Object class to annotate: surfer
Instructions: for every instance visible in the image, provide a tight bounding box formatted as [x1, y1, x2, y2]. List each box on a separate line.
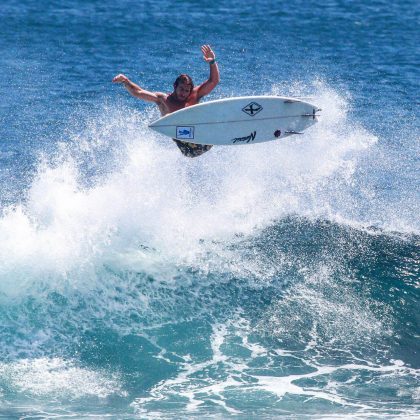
[112, 45, 220, 158]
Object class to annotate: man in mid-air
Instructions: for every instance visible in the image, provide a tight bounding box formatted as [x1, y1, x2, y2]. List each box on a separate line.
[113, 45, 220, 158]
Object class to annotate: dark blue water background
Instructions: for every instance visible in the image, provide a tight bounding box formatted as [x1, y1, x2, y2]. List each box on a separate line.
[0, 0, 419, 418]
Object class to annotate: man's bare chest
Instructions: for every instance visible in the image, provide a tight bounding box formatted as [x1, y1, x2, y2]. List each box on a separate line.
[162, 94, 199, 115]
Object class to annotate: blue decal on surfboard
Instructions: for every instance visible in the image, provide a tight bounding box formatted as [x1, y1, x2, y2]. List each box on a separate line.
[176, 126, 194, 139]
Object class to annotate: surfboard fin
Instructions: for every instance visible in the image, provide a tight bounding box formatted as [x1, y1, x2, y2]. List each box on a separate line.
[301, 108, 321, 119]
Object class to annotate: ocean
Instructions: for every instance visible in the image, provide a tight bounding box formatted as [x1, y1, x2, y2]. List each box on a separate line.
[0, 0, 419, 418]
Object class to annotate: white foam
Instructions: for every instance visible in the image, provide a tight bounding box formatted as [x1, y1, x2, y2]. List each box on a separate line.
[132, 321, 245, 415]
[0, 357, 126, 399]
[131, 311, 420, 416]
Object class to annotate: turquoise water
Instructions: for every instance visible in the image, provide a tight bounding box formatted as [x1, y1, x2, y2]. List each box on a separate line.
[0, 0, 419, 418]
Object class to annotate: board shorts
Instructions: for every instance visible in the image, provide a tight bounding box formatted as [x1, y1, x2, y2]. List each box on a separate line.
[172, 139, 213, 158]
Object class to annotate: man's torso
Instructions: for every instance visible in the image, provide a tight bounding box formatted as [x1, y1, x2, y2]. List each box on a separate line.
[155, 88, 212, 158]
[157, 88, 200, 116]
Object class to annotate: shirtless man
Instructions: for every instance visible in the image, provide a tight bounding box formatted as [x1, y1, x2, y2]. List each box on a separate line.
[112, 45, 220, 158]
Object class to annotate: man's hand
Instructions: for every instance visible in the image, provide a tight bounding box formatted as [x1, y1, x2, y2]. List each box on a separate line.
[201, 45, 216, 63]
[112, 74, 129, 83]
[197, 45, 220, 99]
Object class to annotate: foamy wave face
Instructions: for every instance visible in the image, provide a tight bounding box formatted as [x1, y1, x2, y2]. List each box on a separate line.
[0, 79, 417, 417]
[259, 263, 394, 345]
[131, 315, 419, 418]
[0, 358, 126, 400]
[0, 81, 416, 296]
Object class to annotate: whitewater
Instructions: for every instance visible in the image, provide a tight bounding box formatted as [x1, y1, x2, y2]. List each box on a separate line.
[0, 0, 419, 418]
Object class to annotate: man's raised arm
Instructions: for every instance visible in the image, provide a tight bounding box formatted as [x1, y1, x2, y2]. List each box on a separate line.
[112, 74, 164, 103]
[197, 45, 220, 99]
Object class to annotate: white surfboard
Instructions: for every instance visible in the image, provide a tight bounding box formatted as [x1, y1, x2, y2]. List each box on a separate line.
[148, 96, 320, 146]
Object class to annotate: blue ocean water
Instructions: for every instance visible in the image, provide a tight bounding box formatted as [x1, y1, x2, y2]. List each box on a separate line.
[0, 0, 419, 418]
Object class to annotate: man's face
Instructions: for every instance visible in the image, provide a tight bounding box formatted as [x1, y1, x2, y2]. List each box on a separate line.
[175, 82, 192, 101]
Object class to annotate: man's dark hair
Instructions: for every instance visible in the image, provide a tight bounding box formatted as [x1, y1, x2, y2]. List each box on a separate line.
[174, 74, 194, 89]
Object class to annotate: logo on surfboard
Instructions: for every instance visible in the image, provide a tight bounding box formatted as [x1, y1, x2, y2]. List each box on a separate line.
[232, 131, 257, 144]
[242, 102, 263, 116]
[176, 126, 194, 140]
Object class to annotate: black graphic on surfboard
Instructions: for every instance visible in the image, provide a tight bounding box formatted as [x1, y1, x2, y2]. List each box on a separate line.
[242, 102, 263, 116]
